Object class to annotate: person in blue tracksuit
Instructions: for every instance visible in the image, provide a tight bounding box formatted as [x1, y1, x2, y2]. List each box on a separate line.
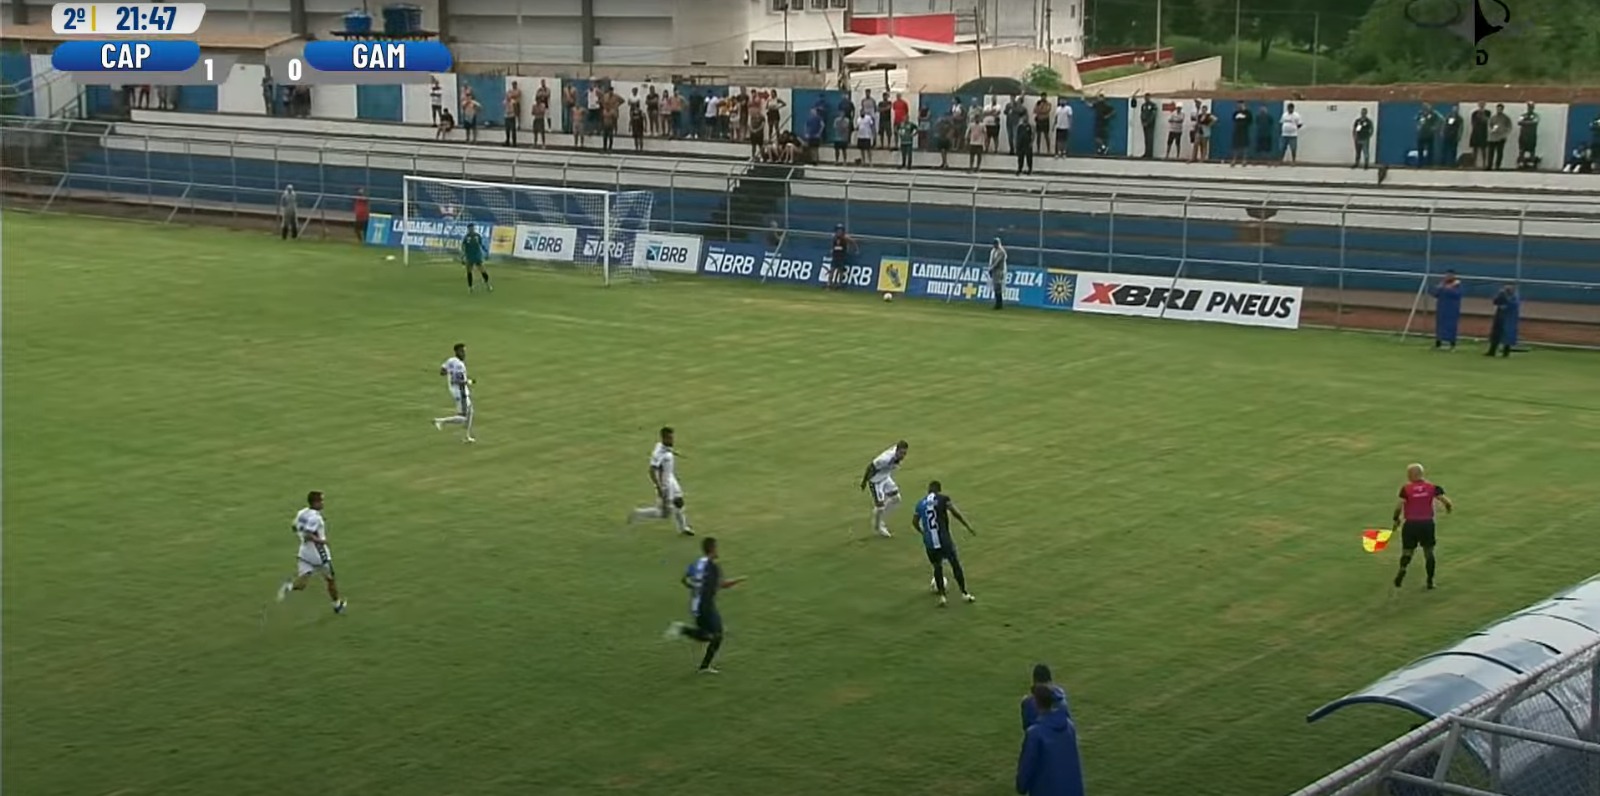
[1431, 271, 1462, 350]
[1021, 663, 1072, 731]
[1487, 284, 1520, 357]
[1015, 684, 1087, 796]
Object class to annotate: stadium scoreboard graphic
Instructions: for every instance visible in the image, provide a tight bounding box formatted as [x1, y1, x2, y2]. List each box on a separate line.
[50, 3, 452, 84]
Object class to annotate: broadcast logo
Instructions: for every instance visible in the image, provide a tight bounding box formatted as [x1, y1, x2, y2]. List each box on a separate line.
[1403, 0, 1513, 65]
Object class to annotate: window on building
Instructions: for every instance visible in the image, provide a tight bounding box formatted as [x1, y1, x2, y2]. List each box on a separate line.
[1070, 3, 1076, 17]
[771, 0, 789, 11]
[830, 0, 848, 8]
[810, 0, 829, 9]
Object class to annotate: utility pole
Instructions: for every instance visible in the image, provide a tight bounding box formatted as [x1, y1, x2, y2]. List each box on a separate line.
[784, 3, 792, 66]
[1311, 12, 1320, 85]
[886, 0, 894, 36]
[1232, 0, 1241, 82]
[1154, 0, 1162, 60]
[972, 3, 985, 76]
[1045, 2, 1053, 68]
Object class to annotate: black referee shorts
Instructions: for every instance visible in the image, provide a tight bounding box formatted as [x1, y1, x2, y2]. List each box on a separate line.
[1400, 520, 1437, 550]
[694, 610, 723, 636]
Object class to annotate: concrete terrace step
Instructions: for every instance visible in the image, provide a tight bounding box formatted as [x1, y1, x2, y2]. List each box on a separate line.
[128, 109, 1600, 201]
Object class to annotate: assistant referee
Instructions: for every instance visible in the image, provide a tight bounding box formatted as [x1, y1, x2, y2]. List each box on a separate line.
[1392, 463, 1454, 590]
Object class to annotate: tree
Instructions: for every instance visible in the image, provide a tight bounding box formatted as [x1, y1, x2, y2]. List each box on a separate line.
[1022, 64, 1066, 94]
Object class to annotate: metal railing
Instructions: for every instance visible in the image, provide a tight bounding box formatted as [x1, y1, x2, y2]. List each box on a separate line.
[3, 116, 1598, 345]
[1291, 636, 1600, 796]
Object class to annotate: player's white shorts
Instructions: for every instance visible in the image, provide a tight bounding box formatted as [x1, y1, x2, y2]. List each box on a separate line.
[660, 477, 684, 502]
[448, 385, 472, 414]
[871, 477, 899, 506]
[296, 555, 333, 578]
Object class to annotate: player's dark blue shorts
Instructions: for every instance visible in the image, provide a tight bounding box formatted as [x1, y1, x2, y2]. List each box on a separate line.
[464, 258, 484, 268]
[694, 609, 723, 636]
[925, 543, 957, 566]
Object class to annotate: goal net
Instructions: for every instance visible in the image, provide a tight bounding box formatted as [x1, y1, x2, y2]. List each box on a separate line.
[401, 175, 657, 285]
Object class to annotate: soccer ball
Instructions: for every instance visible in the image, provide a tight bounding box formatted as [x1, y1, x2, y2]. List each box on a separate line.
[883, 292, 894, 302]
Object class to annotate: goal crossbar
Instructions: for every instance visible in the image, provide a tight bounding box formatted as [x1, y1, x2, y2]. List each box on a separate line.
[400, 175, 655, 286]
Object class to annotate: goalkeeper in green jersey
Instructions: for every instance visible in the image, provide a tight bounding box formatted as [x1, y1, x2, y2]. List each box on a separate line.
[461, 224, 492, 293]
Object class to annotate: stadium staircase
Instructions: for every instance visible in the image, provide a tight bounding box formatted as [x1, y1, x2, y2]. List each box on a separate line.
[706, 162, 801, 242]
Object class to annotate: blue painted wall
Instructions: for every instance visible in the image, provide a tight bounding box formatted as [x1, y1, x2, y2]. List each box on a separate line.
[1564, 103, 1600, 162]
[57, 147, 1600, 307]
[356, 84, 403, 122]
[1, 49, 35, 117]
[460, 74, 504, 125]
[177, 85, 218, 113]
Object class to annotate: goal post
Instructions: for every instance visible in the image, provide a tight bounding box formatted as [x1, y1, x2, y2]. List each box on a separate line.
[400, 175, 657, 285]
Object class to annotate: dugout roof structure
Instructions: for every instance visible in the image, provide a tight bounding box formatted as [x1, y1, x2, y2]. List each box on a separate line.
[1308, 577, 1600, 724]
[0, 24, 300, 56]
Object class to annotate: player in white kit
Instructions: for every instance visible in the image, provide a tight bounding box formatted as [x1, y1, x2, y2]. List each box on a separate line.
[628, 426, 693, 535]
[432, 342, 475, 443]
[859, 440, 909, 537]
[276, 490, 348, 613]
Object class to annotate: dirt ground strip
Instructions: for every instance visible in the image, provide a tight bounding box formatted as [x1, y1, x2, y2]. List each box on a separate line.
[1167, 83, 1600, 104]
[1302, 301, 1600, 347]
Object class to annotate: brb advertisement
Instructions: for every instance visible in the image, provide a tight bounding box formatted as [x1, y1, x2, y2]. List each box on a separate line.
[698, 242, 875, 290]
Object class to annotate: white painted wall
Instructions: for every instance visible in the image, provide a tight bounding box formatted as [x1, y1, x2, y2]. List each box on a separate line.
[310, 83, 357, 120]
[198, 0, 440, 36]
[28, 54, 77, 119]
[1295, 100, 1377, 166]
[402, 73, 457, 125]
[219, 63, 268, 114]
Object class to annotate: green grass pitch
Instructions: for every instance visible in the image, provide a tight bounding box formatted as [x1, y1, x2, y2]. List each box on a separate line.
[6, 213, 1600, 796]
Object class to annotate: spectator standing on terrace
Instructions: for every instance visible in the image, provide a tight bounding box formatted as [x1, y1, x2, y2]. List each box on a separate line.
[461, 94, 481, 143]
[832, 111, 851, 164]
[352, 188, 369, 242]
[1280, 102, 1304, 163]
[1014, 118, 1035, 176]
[1253, 104, 1274, 161]
[1487, 104, 1512, 170]
[951, 96, 966, 129]
[278, 185, 299, 240]
[988, 237, 1008, 310]
[1431, 271, 1462, 351]
[1139, 94, 1158, 158]
[561, 83, 577, 134]
[1352, 108, 1374, 169]
[570, 101, 586, 148]
[984, 102, 1002, 153]
[878, 93, 894, 149]
[1517, 102, 1541, 169]
[896, 114, 917, 169]
[855, 109, 877, 165]
[892, 93, 909, 138]
[917, 104, 931, 150]
[934, 110, 954, 169]
[704, 91, 722, 140]
[535, 80, 550, 129]
[631, 90, 647, 153]
[601, 88, 621, 152]
[766, 92, 786, 140]
[1021, 664, 1072, 731]
[586, 84, 602, 136]
[1230, 104, 1252, 166]
[1469, 102, 1490, 167]
[1033, 96, 1053, 155]
[1004, 96, 1024, 153]
[532, 89, 548, 147]
[645, 85, 661, 137]
[1014, 683, 1086, 796]
[262, 71, 276, 115]
[429, 77, 443, 124]
[1165, 103, 1184, 158]
[1091, 95, 1114, 156]
[1192, 105, 1215, 162]
[749, 103, 766, 161]
[1442, 106, 1463, 166]
[503, 81, 522, 147]
[1053, 99, 1072, 158]
[1186, 99, 1202, 160]
[668, 90, 684, 139]
[804, 107, 824, 163]
[1415, 102, 1441, 166]
[967, 114, 987, 171]
[838, 93, 856, 136]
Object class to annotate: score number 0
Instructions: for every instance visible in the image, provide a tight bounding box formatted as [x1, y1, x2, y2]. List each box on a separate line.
[198, 57, 302, 82]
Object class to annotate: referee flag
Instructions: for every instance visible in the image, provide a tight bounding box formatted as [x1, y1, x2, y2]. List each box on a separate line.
[1362, 528, 1392, 553]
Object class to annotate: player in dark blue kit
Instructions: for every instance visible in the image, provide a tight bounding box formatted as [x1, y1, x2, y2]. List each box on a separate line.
[912, 481, 977, 607]
[665, 537, 744, 674]
[461, 223, 492, 293]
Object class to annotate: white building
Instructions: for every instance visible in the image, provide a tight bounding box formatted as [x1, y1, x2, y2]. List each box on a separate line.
[852, 0, 1085, 59]
[187, 0, 850, 66]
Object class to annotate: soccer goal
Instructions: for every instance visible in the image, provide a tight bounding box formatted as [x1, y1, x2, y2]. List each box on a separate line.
[401, 175, 657, 285]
